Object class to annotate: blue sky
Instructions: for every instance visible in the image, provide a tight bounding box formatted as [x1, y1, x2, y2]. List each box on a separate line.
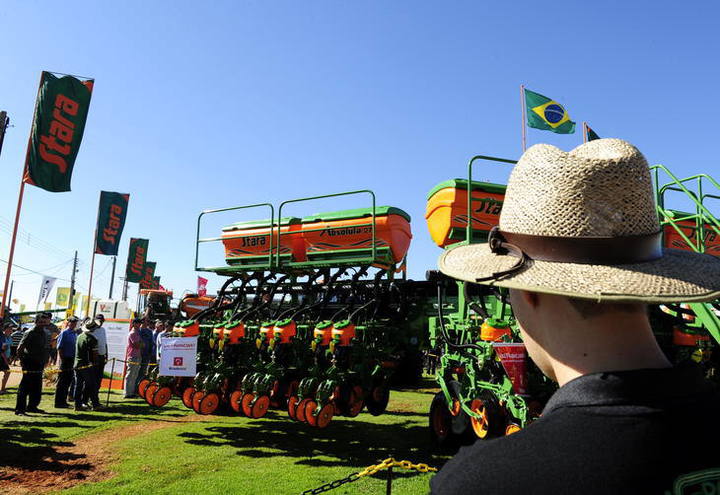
[0, 1, 717, 311]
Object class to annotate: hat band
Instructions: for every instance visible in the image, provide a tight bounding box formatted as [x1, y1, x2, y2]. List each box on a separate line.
[499, 229, 663, 264]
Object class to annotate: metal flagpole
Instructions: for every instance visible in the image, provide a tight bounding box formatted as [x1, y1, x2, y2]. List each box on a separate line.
[85, 194, 102, 316]
[583, 122, 588, 144]
[1, 75, 43, 319]
[520, 84, 527, 152]
[108, 256, 117, 299]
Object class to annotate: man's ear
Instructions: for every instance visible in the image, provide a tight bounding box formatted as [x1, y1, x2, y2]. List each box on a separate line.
[519, 290, 540, 309]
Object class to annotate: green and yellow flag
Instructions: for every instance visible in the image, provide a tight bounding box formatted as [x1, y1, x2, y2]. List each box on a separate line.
[525, 89, 576, 134]
[55, 287, 71, 307]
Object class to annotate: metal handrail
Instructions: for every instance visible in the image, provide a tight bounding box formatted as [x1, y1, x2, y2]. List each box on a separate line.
[465, 155, 517, 244]
[195, 203, 274, 271]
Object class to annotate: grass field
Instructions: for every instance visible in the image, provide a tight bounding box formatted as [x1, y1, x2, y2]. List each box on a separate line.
[0, 379, 450, 494]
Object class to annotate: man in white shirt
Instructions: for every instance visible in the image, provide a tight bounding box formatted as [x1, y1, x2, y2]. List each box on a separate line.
[93, 314, 109, 396]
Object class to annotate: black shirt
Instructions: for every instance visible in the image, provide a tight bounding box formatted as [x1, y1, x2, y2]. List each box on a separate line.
[430, 364, 720, 494]
[18, 326, 47, 371]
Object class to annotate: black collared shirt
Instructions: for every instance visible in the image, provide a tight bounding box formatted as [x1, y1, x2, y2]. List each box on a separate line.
[430, 363, 720, 494]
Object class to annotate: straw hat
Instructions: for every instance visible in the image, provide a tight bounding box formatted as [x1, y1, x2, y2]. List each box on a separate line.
[438, 139, 720, 303]
[82, 318, 99, 332]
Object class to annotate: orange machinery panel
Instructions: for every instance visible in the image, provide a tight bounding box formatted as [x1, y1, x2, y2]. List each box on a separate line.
[221, 217, 306, 265]
[426, 179, 506, 248]
[662, 211, 720, 257]
[300, 206, 411, 264]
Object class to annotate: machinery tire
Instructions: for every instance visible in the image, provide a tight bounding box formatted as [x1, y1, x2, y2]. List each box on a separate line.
[365, 386, 390, 416]
[199, 392, 220, 415]
[182, 387, 195, 409]
[144, 383, 159, 406]
[469, 397, 504, 440]
[316, 403, 334, 429]
[429, 391, 457, 448]
[192, 391, 205, 414]
[305, 400, 319, 427]
[152, 386, 173, 407]
[296, 398, 312, 423]
[138, 378, 151, 399]
[229, 390, 244, 414]
[251, 395, 270, 419]
[287, 396, 300, 420]
[241, 393, 255, 417]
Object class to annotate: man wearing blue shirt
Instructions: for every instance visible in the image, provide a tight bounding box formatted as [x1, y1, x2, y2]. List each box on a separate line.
[54, 317, 79, 408]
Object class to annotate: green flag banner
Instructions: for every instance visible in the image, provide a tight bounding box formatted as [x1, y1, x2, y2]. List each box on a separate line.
[125, 238, 149, 283]
[586, 124, 600, 141]
[24, 71, 94, 192]
[95, 191, 130, 255]
[139, 262, 157, 289]
[525, 88, 576, 134]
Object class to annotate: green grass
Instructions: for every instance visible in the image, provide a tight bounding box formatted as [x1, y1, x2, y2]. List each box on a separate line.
[0, 381, 450, 494]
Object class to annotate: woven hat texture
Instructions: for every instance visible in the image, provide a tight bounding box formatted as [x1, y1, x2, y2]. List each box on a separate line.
[439, 139, 720, 302]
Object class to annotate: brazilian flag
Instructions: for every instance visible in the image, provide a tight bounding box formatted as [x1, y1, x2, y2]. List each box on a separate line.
[525, 89, 576, 134]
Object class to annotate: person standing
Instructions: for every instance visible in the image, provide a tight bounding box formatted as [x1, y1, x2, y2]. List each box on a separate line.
[44, 320, 60, 366]
[15, 312, 51, 415]
[54, 317, 79, 408]
[0, 323, 13, 394]
[123, 318, 142, 398]
[93, 314, 108, 397]
[74, 318, 102, 411]
[137, 318, 154, 387]
[151, 320, 165, 365]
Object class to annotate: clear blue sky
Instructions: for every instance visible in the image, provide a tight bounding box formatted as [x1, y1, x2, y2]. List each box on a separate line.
[0, 1, 717, 310]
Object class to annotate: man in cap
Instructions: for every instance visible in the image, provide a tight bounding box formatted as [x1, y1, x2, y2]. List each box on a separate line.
[431, 140, 720, 494]
[74, 318, 103, 411]
[93, 314, 108, 397]
[14, 312, 52, 415]
[54, 316, 80, 408]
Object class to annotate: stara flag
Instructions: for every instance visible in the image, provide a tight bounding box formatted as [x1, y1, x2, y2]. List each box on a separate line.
[524, 88, 576, 134]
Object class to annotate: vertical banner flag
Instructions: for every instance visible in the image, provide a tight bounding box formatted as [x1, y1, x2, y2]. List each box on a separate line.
[125, 238, 149, 283]
[152, 276, 161, 290]
[37, 276, 57, 305]
[197, 276, 208, 297]
[95, 191, 130, 255]
[24, 71, 94, 192]
[139, 262, 157, 289]
[586, 124, 600, 141]
[55, 287, 71, 307]
[524, 88, 576, 134]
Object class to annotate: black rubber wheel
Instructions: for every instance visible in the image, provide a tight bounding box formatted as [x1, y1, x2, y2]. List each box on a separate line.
[366, 385, 390, 416]
[429, 391, 457, 448]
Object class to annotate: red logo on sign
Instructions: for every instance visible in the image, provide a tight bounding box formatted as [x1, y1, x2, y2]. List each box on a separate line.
[173, 357, 183, 366]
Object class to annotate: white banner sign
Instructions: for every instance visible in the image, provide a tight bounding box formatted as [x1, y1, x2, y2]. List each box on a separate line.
[38, 276, 57, 305]
[104, 319, 131, 374]
[159, 337, 197, 377]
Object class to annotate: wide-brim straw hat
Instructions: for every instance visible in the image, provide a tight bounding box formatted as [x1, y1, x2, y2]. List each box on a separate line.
[438, 139, 720, 303]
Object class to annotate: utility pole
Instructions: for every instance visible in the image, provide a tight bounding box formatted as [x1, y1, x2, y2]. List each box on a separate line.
[121, 276, 128, 301]
[108, 255, 117, 299]
[69, 251, 78, 317]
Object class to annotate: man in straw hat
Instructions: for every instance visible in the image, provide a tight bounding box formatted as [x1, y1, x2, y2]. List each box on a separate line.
[431, 139, 720, 494]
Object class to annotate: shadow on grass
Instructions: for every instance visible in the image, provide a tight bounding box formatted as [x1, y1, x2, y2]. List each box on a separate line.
[178, 410, 448, 470]
[0, 420, 90, 471]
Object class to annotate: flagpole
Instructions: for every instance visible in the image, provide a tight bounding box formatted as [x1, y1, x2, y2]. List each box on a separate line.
[520, 84, 527, 152]
[0, 74, 44, 320]
[85, 193, 102, 316]
[583, 122, 588, 144]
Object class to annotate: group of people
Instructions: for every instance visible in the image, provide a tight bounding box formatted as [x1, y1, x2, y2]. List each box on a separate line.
[123, 318, 171, 399]
[11, 312, 109, 415]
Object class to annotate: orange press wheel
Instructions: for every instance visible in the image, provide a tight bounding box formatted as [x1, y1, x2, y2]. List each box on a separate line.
[251, 395, 270, 419]
[316, 403, 334, 429]
[192, 391, 206, 413]
[230, 390, 244, 414]
[199, 392, 220, 415]
[470, 398, 495, 439]
[295, 398, 312, 423]
[505, 423, 522, 436]
[152, 386, 172, 407]
[144, 383, 159, 406]
[138, 378, 151, 399]
[304, 400, 319, 427]
[287, 396, 300, 420]
[241, 392, 255, 417]
[182, 387, 195, 409]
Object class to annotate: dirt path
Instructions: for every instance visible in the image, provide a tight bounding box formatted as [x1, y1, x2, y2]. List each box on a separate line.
[0, 414, 205, 494]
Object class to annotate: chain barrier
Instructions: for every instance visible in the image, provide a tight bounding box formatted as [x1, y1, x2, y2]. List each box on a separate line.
[300, 458, 437, 495]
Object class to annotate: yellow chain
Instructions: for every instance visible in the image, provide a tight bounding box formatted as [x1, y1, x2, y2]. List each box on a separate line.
[355, 457, 437, 478]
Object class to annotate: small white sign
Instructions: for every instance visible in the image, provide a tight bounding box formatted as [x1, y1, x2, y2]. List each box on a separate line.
[159, 337, 197, 377]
